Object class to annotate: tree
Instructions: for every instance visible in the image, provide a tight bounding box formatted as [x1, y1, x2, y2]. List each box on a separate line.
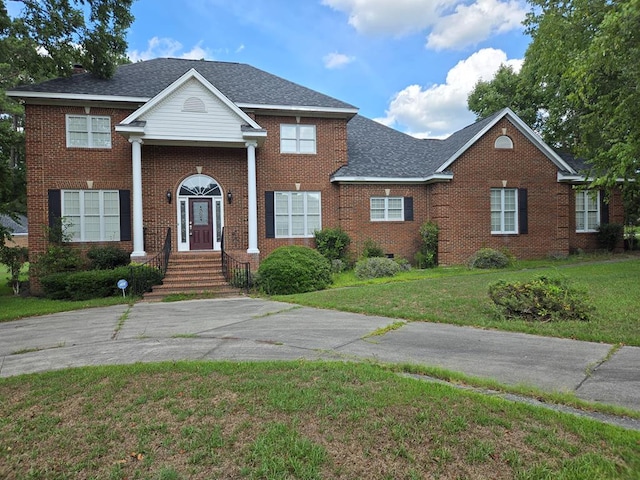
[0, 0, 135, 245]
[467, 0, 640, 192]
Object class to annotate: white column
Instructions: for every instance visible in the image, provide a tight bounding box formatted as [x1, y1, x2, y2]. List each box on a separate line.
[130, 136, 146, 258]
[246, 140, 259, 254]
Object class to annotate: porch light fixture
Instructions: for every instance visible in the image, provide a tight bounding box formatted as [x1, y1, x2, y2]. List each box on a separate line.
[227, 190, 233, 204]
[166, 190, 172, 204]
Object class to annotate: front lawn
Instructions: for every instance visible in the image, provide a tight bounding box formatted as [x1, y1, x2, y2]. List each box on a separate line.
[1, 361, 638, 479]
[278, 256, 640, 346]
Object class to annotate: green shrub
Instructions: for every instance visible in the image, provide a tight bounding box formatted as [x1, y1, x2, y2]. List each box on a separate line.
[488, 275, 593, 322]
[597, 223, 623, 251]
[87, 245, 131, 270]
[361, 239, 384, 258]
[40, 272, 72, 300]
[394, 257, 411, 271]
[314, 227, 351, 262]
[355, 257, 401, 280]
[331, 259, 346, 273]
[258, 246, 332, 295]
[0, 245, 28, 295]
[415, 221, 439, 268]
[467, 248, 510, 269]
[31, 244, 83, 278]
[40, 265, 163, 300]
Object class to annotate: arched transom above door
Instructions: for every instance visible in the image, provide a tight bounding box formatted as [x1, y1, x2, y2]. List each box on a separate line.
[179, 174, 222, 197]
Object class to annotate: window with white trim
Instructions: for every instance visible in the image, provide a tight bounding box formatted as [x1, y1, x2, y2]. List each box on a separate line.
[491, 188, 518, 234]
[370, 197, 404, 221]
[62, 190, 120, 241]
[575, 190, 600, 232]
[280, 124, 316, 154]
[274, 191, 321, 237]
[66, 115, 112, 148]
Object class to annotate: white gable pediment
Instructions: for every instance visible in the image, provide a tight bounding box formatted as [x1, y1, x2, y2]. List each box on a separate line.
[118, 69, 262, 145]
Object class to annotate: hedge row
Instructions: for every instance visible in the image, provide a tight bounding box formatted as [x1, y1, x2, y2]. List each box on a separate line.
[41, 265, 163, 300]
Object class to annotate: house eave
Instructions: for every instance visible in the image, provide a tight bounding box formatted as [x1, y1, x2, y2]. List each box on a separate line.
[6, 90, 150, 105]
[330, 173, 453, 184]
[237, 103, 358, 119]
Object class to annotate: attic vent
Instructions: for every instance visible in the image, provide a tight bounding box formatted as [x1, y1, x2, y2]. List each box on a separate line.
[495, 135, 514, 149]
[183, 96, 207, 113]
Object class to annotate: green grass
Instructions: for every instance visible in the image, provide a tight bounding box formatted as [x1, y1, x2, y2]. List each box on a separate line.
[0, 265, 134, 322]
[1, 361, 638, 479]
[277, 256, 640, 346]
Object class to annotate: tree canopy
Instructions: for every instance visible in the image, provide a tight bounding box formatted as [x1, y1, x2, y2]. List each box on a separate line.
[0, 0, 135, 245]
[468, 0, 640, 192]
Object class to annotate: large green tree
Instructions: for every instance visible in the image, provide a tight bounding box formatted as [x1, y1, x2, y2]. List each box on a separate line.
[468, 0, 640, 191]
[0, 0, 135, 245]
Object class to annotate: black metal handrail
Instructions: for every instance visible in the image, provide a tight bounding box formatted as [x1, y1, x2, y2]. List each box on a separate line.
[221, 226, 251, 292]
[129, 227, 172, 295]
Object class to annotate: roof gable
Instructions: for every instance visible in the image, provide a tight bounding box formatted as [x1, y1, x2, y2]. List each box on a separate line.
[436, 108, 577, 174]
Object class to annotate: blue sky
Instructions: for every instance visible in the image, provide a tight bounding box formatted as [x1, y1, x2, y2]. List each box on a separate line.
[15, 0, 532, 138]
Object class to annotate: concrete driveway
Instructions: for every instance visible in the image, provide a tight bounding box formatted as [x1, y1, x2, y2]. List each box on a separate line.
[1, 297, 638, 416]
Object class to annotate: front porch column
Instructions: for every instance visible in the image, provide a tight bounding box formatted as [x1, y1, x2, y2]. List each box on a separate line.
[246, 140, 259, 254]
[130, 136, 146, 258]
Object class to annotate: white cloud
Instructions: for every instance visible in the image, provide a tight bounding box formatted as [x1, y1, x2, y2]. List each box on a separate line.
[376, 48, 523, 138]
[323, 0, 526, 49]
[323, 52, 355, 69]
[426, 0, 527, 50]
[128, 37, 214, 62]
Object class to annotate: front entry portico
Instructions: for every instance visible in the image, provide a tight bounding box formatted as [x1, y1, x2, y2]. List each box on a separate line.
[177, 174, 223, 252]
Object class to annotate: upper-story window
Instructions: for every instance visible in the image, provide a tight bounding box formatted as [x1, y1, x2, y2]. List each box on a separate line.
[280, 124, 316, 154]
[66, 115, 112, 148]
[576, 190, 600, 232]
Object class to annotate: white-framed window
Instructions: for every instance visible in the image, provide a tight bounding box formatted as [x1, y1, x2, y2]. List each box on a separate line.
[62, 190, 120, 241]
[494, 135, 514, 149]
[280, 124, 316, 154]
[576, 190, 600, 232]
[66, 115, 112, 148]
[491, 188, 518, 234]
[370, 197, 404, 221]
[274, 191, 321, 237]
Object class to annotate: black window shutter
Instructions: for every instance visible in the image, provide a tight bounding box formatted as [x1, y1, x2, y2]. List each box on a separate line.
[404, 197, 413, 221]
[600, 190, 610, 225]
[518, 188, 528, 234]
[265, 191, 275, 238]
[119, 190, 131, 241]
[48, 189, 61, 230]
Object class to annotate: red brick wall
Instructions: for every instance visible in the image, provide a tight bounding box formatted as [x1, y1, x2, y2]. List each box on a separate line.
[431, 118, 572, 265]
[338, 184, 428, 261]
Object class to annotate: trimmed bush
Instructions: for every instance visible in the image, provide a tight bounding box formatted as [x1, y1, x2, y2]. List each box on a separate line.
[314, 227, 351, 262]
[467, 248, 510, 269]
[488, 275, 593, 322]
[597, 223, 623, 251]
[31, 244, 83, 277]
[87, 245, 131, 270]
[40, 265, 163, 300]
[258, 246, 332, 295]
[355, 257, 401, 280]
[361, 239, 384, 258]
[394, 257, 411, 271]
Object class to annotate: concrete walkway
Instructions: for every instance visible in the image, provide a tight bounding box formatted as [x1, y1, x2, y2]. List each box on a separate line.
[1, 297, 638, 419]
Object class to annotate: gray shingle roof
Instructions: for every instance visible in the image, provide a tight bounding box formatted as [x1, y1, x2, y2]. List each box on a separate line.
[0, 214, 28, 234]
[9, 58, 356, 110]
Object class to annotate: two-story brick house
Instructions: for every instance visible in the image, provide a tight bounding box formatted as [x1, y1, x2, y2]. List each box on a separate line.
[7, 58, 623, 289]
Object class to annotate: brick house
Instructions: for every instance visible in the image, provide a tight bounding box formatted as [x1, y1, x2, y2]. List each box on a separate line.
[7, 58, 623, 289]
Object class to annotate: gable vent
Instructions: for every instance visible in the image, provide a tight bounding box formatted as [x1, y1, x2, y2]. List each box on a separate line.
[495, 135, 514, 149]
[183, 96, 207, 113]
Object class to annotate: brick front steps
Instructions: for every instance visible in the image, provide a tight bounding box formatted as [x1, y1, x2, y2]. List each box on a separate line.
[143, 251, 243, 301]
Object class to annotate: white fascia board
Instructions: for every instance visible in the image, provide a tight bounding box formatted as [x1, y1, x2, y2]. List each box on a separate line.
[436, 108, 577, 175]
[115, 124, 145, 135]
[120, 68, 262, 130]
[5, 90, 149, 104]
[557, 172, 631, 184]
[330, 173, 453, 184]
[237, 103, 358, 117]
